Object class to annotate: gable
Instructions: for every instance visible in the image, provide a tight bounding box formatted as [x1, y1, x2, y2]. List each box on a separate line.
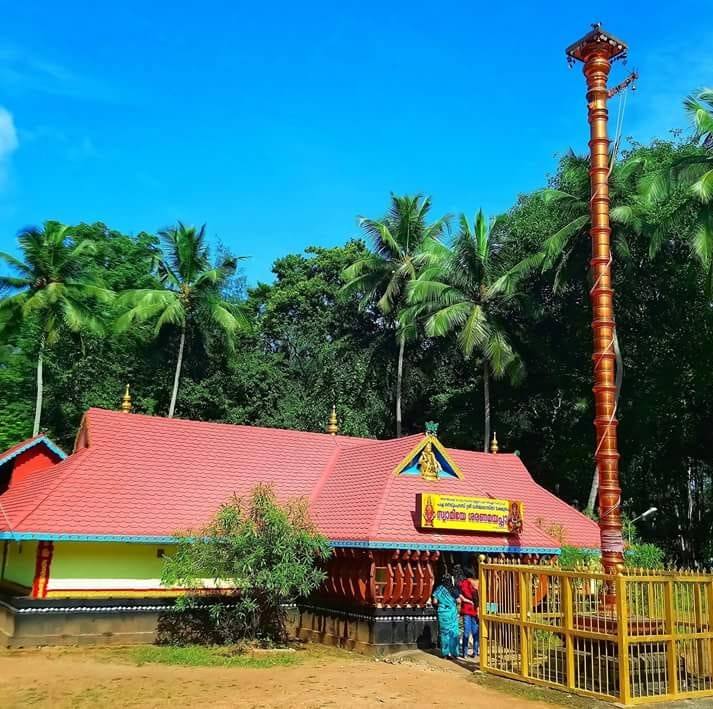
[393, 434, 463, 480]
[0, 436, 66, 494]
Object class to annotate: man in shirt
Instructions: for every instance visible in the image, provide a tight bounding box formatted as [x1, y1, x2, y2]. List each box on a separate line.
[459, 568, 479, 658]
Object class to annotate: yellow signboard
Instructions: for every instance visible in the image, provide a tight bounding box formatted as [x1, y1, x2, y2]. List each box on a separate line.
[416, 493, 524, 534]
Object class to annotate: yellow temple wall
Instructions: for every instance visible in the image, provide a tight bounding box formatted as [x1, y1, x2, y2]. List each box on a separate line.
[2, 541, 38, 588]
[45, 541, 178, 598]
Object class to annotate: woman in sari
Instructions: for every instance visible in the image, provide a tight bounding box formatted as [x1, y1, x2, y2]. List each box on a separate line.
[432, 576, 461, 658]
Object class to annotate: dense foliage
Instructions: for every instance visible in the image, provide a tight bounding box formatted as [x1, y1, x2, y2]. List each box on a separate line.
[161, 484, 330, 642]
[2, 94, 713, 565]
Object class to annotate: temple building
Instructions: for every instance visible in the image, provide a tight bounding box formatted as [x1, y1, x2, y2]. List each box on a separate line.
[0, 405, 598, 650]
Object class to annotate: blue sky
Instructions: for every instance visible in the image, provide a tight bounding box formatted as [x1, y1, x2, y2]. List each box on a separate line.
[0, 1, 712, 284]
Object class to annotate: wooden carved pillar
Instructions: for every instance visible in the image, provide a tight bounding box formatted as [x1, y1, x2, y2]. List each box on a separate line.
[402, 552, 415, 606]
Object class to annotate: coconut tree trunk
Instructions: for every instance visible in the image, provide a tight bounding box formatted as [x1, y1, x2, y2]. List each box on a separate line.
[584, 327, 623, 515]
[168, 327, 186, 419]
[483, 361, 491, 453]
[396, 334, 405, 438]
[32, 335, 45, 437]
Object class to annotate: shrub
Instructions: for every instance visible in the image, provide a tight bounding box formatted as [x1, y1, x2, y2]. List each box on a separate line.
[559, 543, 666, 572]
[624, 542, 665, 570]
[161, 483, 331, 644]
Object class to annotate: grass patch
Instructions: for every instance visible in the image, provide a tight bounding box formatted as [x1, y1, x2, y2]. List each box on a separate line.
[125, 644, 301, 669]
[470, 671, 611, 709]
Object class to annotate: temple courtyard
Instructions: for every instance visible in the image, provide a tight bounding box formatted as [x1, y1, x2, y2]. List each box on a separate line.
[0, 644, 580, 709]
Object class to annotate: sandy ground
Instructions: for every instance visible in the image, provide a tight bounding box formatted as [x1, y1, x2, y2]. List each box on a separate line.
[0, 646, 557, 709]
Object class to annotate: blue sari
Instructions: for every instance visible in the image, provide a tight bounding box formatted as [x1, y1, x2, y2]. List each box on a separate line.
[433, 583, 460, 657]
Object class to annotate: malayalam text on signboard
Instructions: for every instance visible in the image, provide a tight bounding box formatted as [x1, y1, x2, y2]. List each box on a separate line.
[416, 493, 524, 534]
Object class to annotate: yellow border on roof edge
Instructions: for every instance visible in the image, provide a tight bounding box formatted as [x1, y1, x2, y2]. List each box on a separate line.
[392, 435, 464, 479]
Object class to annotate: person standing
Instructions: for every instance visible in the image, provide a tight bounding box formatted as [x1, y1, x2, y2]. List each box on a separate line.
[432, 575, 461, 659]
[459, 568, 479, 658]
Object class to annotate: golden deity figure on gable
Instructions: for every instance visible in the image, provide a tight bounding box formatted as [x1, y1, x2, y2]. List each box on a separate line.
[418, 440, 441, 481]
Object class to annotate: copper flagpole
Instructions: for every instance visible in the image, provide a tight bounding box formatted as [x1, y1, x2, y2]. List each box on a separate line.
[565, 25, 637, 576]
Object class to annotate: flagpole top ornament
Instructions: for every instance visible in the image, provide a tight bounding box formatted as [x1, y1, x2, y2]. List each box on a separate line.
[425, 421, 439, 437]
[121, 384, 132, 414]
[565, 24, 628, 64]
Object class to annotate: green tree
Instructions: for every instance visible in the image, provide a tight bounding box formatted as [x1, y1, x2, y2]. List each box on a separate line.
[497, 154, 645, 513]
[162, 484, 331, 642]
[242, 242, 389, 436]
[643, 89, 713, 294]
[116, 222, 249, 418]
[0, 221, 111, 436]
[409, 210, 522, 451]
[342, 195, 448, 437]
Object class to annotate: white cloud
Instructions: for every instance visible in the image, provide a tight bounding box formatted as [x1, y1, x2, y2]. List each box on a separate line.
[0, 45, 114, 102]
[0, 107, 18, 189]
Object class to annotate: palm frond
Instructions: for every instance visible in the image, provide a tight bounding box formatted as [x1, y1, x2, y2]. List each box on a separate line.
[0, 251, 32, 278]
[541, 214, 590, 270]
[0, 275, 32, 292]
[425, 301, 473, 339]
[684, 94, 713, 138]
[639, 169, 671, 204]
[61, 299, 104, 335]
[485, 329, 514, 378]
[692, 214, 713, 271]
[489, 252, 545, 298]
[153, 299, 186, 335]
[358, 218, 401, 259]
[457, 304, 490, 358]
[692, 169, 713, 204]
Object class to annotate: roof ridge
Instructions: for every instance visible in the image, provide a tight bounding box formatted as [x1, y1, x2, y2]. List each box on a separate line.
[85, 407, 372, 443]
[309, 443, 342, 505]
[366, 441, 417, 540]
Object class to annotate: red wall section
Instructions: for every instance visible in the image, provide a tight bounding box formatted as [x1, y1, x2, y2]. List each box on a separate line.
[10, 448, 60, 488]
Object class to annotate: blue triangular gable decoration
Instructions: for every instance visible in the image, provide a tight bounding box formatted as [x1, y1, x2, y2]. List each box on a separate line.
[396, 439, 461, 479]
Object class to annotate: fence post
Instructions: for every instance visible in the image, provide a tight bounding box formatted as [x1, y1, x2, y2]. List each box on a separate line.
[518, 567, 529, 679]
[707, 578, 713, 692]
[562, 572, 575, 690]
[616, 570, 631, 705]
[664, 576, 679, 697]
[479, 559, 488, 670]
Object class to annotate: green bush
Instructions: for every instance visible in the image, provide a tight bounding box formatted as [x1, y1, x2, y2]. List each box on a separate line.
[624, 543, 665, 570]
[559, 543, 666, 571]
[161, 484, 331, 644]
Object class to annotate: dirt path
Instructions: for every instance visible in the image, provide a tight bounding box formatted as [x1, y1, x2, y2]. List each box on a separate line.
[0, 647, 555, 709]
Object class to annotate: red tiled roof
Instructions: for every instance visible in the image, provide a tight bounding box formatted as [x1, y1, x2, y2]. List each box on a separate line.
[310, 437, 594, 551]
[0, 408, 599, 551]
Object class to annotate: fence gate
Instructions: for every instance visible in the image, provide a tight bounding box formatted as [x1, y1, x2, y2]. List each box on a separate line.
[479, 561, 713, 705]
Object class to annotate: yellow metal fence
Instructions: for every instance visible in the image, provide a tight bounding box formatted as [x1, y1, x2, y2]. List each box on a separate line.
[479, 561, 713, 705]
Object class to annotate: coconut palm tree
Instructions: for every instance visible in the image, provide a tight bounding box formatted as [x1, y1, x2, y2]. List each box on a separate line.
[342, 195, 448, 437]
[0, 221, 111, 435]
[116, 222, 249, 418]
[409, 209, 523, 451]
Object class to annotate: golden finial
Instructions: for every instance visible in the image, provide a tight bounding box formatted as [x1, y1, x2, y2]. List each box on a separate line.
[120, 384, 132, 414]
[490, 431, 499, 454]
[326, 404, 339, 436]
